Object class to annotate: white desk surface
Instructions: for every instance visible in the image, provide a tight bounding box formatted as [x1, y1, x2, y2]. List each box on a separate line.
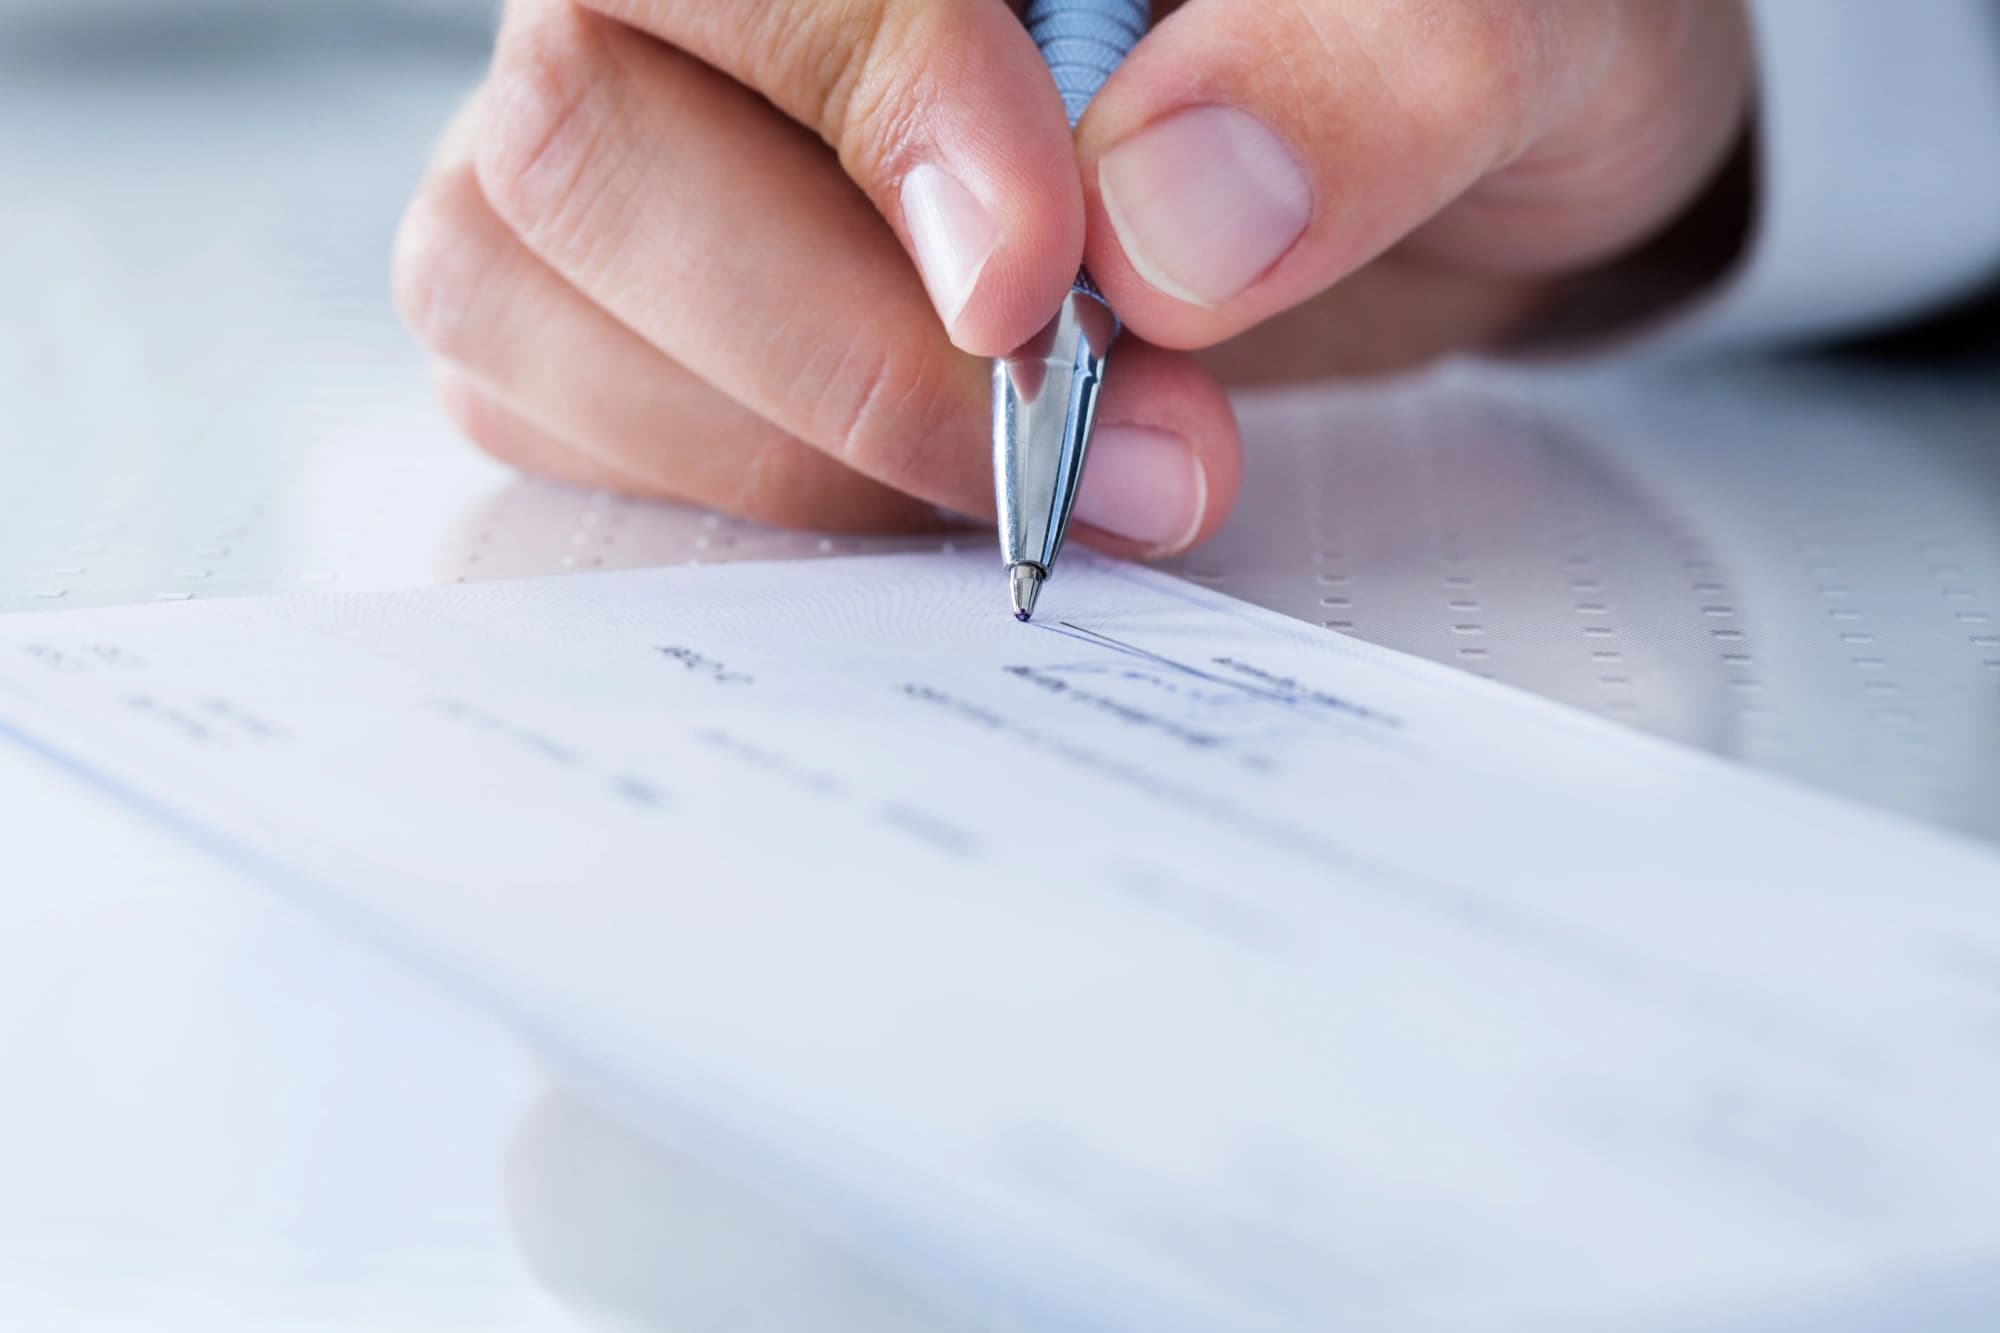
[2, 18, 1996, 1332]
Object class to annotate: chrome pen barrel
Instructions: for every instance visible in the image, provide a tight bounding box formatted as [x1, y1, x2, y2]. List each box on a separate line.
[993, 285, 1119, 579]
[995, 0, 1143, 618]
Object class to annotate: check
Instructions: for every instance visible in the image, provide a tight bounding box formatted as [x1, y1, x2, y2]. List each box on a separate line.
[3, 552, 1996, 1330]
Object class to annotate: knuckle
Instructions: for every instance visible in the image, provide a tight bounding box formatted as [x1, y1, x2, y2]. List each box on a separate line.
[391, 168, 499, 359]
[724, 429, 917, 533]
[474, 5, 617, 249]
[765, 0, 882, 132]
[433, 371, 511, 458]
[1403, 1, 1548, 155]
[725, 431, 840, 530]
[824, 8, 932, 184]
[733, 0, 928, 185]
[812, 337, 968, 485]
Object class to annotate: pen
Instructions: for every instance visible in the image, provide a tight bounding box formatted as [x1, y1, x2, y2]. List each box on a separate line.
[994, 0, 1149, 621]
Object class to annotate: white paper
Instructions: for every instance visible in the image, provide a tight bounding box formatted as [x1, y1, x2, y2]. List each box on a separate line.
[2, 551, 1997, 1331]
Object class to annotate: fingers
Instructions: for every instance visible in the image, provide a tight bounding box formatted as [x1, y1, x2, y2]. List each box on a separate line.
[396, 113, 935, 531]
[571, 0, 1083, 355]
[1406, 2, 1755, 277]
[1071, 339, 1241, 559]
[432, 367, 668, 498]
[1076, 0, 1753, 349]
[475, 2, 992, 515]
[395, 68, 1242, 554]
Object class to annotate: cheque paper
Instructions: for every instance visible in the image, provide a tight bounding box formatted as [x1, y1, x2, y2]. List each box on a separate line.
[2, 551, 1998, 1331]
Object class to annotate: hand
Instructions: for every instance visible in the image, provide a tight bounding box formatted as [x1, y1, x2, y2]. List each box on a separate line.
[395, 0, 1752, 557]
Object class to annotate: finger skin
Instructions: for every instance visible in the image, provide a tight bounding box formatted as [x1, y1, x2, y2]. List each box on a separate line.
[1074, 338, 1242, 560]
[395, 125, 931, 531]
[476, 2, 991, 513]
[575, 0, 1083, 355]
[1076, 0, 1751, 349]
[420, 289, 1240, 554]
[433, 366, 675, 498]
[1406, 2, 1754, 277]
[397, 65, 1242, 550]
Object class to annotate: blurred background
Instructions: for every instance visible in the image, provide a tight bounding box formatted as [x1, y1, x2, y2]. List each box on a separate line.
[0, 0, 498, 592]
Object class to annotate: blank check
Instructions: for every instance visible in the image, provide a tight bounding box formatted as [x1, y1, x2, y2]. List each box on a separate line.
[2, 552, 1997, 1330]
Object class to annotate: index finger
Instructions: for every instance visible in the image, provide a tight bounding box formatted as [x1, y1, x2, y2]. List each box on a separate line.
[579, 0, 1086, 356]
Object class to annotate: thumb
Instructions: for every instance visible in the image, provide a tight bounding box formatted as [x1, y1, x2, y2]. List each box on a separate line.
[1074, 0, 1752, 350]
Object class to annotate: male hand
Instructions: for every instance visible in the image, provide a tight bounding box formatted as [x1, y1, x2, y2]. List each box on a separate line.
[395, 0, 1751, 557]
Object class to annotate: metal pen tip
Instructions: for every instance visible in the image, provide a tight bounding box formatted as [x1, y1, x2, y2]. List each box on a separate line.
[1008, 562, 1045, 621]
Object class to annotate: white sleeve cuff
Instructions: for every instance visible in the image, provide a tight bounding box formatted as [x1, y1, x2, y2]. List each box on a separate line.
[1650, 0, 2000, 355]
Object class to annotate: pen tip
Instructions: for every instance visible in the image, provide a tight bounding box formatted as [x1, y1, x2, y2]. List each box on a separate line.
[1008, 562, 1045, 622]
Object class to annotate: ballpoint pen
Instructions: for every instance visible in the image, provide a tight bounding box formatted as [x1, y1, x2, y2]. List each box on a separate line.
[995, 0, 1149, 621]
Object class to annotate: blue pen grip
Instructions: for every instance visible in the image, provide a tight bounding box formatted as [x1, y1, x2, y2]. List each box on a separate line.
[1024, 0, 1149, 128]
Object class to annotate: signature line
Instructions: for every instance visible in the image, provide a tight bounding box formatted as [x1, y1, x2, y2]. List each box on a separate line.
[1033, 621, 1305, 707]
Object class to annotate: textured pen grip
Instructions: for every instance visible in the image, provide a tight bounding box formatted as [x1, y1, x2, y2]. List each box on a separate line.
[1024, 0, 1149, 128]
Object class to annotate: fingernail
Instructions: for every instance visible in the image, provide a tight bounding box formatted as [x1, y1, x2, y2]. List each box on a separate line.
[1074, 425, 1206, 554]
[1098, 105, 1311, 307]
[901, 163, 999, 331]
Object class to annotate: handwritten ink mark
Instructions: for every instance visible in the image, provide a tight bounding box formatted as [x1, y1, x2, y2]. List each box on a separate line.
[1037, 622, 1297, 704]
[1035, 622, 1399, 728]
